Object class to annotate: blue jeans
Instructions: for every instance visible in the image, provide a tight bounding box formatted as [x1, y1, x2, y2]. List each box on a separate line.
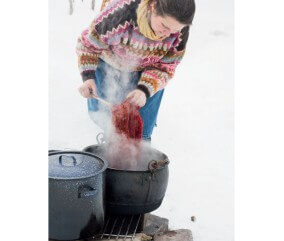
[88, 59, 164, 140]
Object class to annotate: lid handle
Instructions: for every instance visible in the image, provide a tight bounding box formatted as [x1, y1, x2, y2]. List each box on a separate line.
[59, 155, 77, 167]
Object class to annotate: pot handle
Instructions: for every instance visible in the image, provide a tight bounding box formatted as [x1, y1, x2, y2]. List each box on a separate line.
[96, 132, 106, 144]
[148, 159, 169, 172]
[78, 186, 98, 198]
[148, 160, 158, 172]
[59, 155, 77, 166]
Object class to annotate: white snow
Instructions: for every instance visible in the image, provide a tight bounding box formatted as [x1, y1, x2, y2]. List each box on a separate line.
[49, 0, 234, 241]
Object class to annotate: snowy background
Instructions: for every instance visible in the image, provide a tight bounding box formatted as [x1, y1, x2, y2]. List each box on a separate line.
[49, 0, 234, 240]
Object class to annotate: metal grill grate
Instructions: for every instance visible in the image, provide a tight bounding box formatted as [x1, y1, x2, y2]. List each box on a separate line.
[94, 214, 143, 240]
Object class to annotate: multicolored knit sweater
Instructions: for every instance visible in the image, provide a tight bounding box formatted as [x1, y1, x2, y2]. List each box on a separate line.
[76, 0, 189, 98]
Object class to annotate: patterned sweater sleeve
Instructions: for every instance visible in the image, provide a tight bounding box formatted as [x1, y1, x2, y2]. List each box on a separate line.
[76, 0, 139, 81]
[137, 26, 190, 98]
[76, 20, 109, 81]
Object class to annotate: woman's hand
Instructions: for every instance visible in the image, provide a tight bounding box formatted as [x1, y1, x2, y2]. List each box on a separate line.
[126, 89, 147, 108]
[78, 79, 97, 98]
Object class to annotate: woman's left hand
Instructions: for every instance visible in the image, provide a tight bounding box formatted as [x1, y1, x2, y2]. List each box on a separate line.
[126, 89, 147, 108]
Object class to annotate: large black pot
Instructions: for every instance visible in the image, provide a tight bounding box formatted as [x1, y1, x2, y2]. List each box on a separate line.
[83, 144, 169, 215]
[49, 151, 108, 240]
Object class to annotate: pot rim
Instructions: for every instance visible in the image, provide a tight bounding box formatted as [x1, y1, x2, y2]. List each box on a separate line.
[83, 144, 170, 173]
[106, 156, 169, 173]
[49, 150, 108, 180]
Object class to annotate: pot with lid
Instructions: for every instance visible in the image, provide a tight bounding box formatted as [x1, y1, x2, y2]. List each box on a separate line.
[49, 151, 108, 240]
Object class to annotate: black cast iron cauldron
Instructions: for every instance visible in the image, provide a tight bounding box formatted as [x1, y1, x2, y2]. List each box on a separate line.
[49, 151, 108, 240]
[82, 144, 169, 215]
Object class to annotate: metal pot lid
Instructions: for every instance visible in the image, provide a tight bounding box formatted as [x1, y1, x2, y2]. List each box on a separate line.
[49, 151, 108, 179]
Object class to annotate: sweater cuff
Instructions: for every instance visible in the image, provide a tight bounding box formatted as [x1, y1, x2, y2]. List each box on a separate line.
[136, 84, 150, 99]
[81, 70, 95, 82]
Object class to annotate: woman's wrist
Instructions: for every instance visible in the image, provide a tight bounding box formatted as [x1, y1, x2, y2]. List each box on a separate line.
[136, 84, 150, 99]
[81, 70, 95, 82]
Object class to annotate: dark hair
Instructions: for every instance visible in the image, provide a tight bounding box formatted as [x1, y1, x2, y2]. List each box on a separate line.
[151, 0, 196, 25]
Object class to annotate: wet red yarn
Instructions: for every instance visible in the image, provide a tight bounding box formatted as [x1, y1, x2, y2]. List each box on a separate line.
[105, 99, 144, 170]
[111, 99, 143, 139]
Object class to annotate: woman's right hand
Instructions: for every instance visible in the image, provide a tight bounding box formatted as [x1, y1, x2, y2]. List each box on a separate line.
[78, 79, 98, 98]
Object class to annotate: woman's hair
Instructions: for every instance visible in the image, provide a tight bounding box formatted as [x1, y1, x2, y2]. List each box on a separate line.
[151, 0, 196, 25]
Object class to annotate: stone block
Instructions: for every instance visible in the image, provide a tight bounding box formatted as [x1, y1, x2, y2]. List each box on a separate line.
[154, 229, 193, 241]
[143, 214, 169, 236]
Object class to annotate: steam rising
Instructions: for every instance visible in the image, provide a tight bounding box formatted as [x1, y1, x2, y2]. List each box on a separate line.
[89, 57, 166, 171]
[92, 139, 167, 171]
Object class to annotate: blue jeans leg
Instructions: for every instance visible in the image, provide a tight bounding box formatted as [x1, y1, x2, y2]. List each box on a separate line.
[87, 60, 109, 112]
[139, 89, 164, 140]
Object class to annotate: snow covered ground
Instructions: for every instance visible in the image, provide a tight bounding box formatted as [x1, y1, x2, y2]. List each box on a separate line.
[49, 0, 234, 240]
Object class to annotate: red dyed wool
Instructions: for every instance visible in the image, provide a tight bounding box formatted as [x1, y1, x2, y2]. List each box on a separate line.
[111, 99, 143, 139]
[106, 99, 144, 170]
